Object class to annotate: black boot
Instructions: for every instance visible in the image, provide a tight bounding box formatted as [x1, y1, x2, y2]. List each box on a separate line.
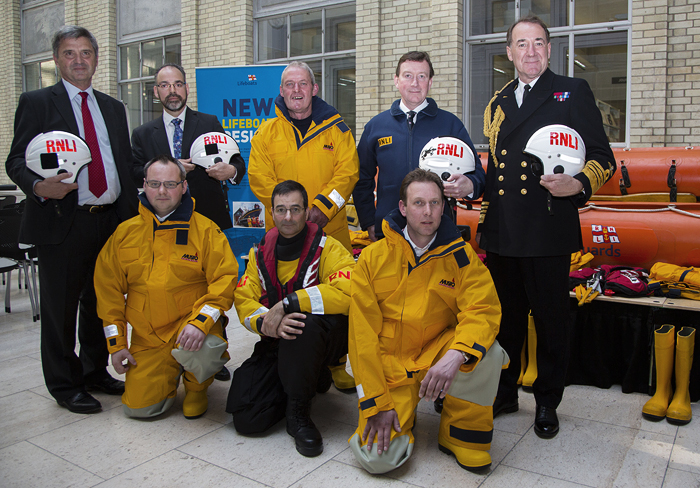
[286, 397, 323, 457]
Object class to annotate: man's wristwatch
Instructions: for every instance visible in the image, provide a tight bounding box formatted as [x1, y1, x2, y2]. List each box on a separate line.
[460, 351, 470, 364]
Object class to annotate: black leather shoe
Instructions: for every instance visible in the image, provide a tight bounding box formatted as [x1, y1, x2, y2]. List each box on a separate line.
[434, 396, 444, 414]
[493, 396, 519, 418]
[86, 376, 125, 395]
[57, 391, 102, 414]
[214, 366, 231, 381]
[286, 398, 323, 457]
[316, 367, 332, 394]
[534, 405, 559, 439]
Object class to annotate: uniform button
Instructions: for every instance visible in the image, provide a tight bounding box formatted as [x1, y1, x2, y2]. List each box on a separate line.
[499, 189, 505, 196]
[521, 174, 527, 181]
[521, 189, 527, 195]
[521, 161, 527, 167]
[499, 163, 505, 169]
[501, 149, 507, 156]
[498, 175, 504, 182]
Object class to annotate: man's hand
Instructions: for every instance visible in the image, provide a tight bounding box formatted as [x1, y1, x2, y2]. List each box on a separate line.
[261, 301, 306, 340]
[111, 348, 136, 374]
[206, 161, 237, 181]
[540, 174, 584, 197]
[443, 173, 474, 199]
[362, 409, 401, 455]
[34, 173, 78, 199]
[179, 158, 195, 173]
[307, 206, 329, 228]
[419, 349, 464, 402]
[367, 225, 377, 242]
[176, 324, 206, 351]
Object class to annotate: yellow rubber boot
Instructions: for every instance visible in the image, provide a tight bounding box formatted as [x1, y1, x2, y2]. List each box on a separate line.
[330, 355, 356, 393]
[517, 341, 526, 386]
[438, 395, 492, 473]
[666, 327, 695, 425]
[642, 325, 675, 421]
[522, 313, 537, 392]
[183, 372, 212, 419]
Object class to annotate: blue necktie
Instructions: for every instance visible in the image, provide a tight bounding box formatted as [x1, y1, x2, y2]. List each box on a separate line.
[172, 118, 183, 159]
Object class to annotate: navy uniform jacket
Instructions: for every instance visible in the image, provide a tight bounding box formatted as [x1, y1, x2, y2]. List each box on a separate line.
[131, 107, 246, 230]
[477, 69, 616, 257]
[5, 81, 139, 245]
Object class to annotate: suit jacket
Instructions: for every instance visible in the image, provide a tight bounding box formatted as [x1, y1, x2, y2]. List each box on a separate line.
[478, 69, 616, 257]
[5, 81, 139, 245]
[131, 107, 246, 230]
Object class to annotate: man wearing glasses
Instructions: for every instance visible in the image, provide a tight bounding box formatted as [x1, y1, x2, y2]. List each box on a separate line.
[131, 63, 246, 231]
[132, 63, 246, 383]
[230, 180, 355, 458]
[95, 155, 239, 419]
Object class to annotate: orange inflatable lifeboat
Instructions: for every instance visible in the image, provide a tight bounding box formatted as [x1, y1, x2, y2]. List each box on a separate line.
[456, 202, 700, 270]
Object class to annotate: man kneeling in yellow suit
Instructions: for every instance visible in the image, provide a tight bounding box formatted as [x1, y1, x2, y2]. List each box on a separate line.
[95, 155, 238, 419]
[349, 169, 508, 473]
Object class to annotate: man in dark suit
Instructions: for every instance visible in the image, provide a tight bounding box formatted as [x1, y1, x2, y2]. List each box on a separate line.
[5, 26, 139, 413]
[131, 63, 246, 231]
[478, 15, 616, 438]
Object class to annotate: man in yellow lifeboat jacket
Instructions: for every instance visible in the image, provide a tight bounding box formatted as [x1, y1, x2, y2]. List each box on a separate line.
[249, 60, 359, 392]
[231, 180, 355, 458]
[349, 169, 507, 474]
[95, 156, 238, 419]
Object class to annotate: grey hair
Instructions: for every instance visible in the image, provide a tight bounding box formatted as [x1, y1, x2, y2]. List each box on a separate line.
[281, 61, 316, 87]
[52, 26, 99, 58]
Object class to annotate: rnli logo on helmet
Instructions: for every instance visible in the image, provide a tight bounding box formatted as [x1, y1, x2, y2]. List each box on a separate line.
[437, 143, 464, 159]
[323, 143, 334, 151]
[45, 139, 78, 153]
[181, 252, 199, 262]
[550, 131, 579, 150]
[203, 134, 227, 145]
[438, 278, 455, 289]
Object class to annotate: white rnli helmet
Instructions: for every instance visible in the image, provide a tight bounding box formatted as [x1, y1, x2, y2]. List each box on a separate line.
[419, 137, 476, 181]
[25, 131, 91, 183]
[191, 132, 240, 169]
[524, 124, 586, 177]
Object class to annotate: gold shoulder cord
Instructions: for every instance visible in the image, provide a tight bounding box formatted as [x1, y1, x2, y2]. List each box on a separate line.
[483, 82, 510, 168]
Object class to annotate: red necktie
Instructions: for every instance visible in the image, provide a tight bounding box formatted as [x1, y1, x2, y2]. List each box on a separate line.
[79, 92, 107, 198]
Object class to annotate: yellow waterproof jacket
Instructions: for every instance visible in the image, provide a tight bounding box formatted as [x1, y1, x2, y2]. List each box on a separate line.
[249, 95, 359, 251]
[95, 192, 238, 354]
[235, 225, 355, 335]
[349, 209, 502, 419]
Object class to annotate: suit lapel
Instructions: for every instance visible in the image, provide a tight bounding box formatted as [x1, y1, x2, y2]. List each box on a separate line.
[498, 69, 555, 141]
[181, 107, 198, 159]
[152, 117, 171, 156]
[50, 82, 80, 135]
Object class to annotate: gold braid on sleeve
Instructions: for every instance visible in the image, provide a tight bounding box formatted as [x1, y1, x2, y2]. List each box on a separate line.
[478, 201, 489, 225]
[581, 160, 614, 195]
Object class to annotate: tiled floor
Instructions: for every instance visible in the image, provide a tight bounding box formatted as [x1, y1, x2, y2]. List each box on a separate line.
[1, 281, 699, 488]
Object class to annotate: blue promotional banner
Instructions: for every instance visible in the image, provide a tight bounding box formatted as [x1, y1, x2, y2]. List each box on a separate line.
[196, 65, 286, 275]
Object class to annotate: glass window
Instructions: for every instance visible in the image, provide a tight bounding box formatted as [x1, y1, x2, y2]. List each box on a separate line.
[118, 35, 181, 130]
[571, 32, 627, 142]
[255, 3, 356, 136]
[257, 16, 287, 61]
[575, 0, 628, 25]
[291, 10, 322, 57]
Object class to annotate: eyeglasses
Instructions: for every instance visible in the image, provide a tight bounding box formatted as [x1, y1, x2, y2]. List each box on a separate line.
[144, 180, 185, 189]
[273, 205, 305, 216]
[156, 81, 186, 90]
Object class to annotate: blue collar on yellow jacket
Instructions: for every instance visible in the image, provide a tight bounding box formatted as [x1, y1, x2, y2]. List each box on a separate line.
[138, 188, 194, 224]
[382, 207, 470, 272]
[274, 95, 351, 149]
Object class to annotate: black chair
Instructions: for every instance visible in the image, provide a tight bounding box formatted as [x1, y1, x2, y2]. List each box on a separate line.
[0, 195, 16, 210]
[0, 205, 39, 321]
